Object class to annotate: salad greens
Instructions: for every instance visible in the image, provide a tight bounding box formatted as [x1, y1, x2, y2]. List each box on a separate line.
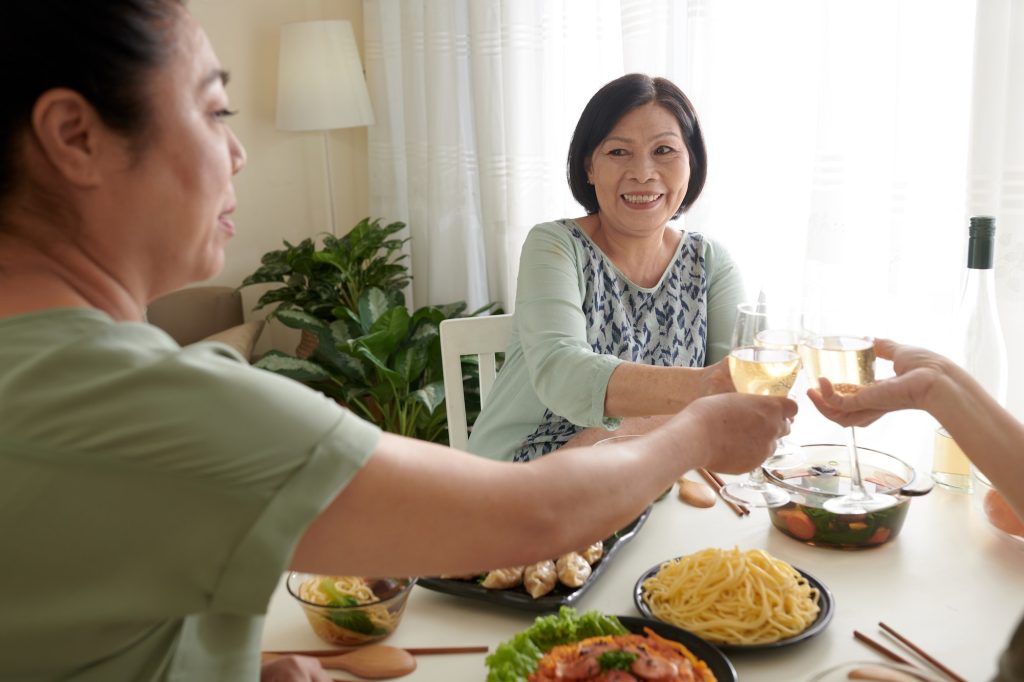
[485, 607, 627, 682]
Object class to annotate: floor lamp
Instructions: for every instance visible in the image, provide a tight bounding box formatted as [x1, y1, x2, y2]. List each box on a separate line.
[276, 20, 375, 236]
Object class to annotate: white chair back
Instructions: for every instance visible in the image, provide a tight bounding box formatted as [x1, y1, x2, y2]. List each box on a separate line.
[439, 314, 514, 450]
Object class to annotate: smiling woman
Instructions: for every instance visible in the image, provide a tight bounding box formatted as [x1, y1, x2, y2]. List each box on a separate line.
[467, 74, 746, 463]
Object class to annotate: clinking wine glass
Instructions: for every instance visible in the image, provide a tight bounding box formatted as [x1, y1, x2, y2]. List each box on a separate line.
[750, 327, 809, 469]
[720, 303, 801, 508]
[799, 334, 898, 513]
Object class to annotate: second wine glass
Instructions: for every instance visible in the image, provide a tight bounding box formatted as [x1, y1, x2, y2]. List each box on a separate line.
[800, 334, 898, 514]
[720, 302, 801, 508]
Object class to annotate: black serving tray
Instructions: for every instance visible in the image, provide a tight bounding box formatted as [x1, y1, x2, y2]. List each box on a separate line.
[417, 506, 651, 612]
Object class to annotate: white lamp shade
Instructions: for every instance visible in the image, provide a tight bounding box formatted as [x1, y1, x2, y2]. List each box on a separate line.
[276, 20, 375, 131]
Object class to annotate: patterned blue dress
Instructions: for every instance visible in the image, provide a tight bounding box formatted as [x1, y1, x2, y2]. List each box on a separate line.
[467, 219, 745, 463]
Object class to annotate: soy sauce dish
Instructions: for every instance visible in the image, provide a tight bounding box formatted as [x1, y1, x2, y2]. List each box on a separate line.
[764, 444, 932, 549]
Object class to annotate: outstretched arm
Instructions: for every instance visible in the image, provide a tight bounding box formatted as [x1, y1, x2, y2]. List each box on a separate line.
[291, 392, 796, 578]
[808, 338, 1024, 518]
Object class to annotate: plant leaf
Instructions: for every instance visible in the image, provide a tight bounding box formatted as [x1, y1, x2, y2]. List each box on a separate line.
[354, 345, 403, 384]
[253, 352, 332, 382]
[393, 344, 429, 383]
[410, 381, 445, 414]
[274, 309, 328, 334]
[359, 288, 391, 330]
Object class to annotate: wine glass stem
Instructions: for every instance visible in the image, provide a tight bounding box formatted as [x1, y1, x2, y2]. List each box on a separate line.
[846, 426, 869, 498]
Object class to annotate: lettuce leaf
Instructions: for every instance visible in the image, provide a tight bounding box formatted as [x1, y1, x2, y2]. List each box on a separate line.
[485, 607, 628, 682]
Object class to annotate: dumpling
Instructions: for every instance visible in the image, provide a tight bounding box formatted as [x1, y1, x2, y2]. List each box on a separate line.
[555, 552, 592, 588]
[480, 566, 525, 589]
[523, 560, 557, 599]
[579, 540, 604, 565]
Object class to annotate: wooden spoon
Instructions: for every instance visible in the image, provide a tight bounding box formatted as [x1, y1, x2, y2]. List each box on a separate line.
[677, 477, 717, 508]
[262, 644, 417, 679]
[847, 664, 927, 682]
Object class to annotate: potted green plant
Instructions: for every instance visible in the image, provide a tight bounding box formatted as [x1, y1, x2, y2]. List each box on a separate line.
[254, 288, 496, 444]
[241, 217, 411, 356]
[241, 217, 411, 322]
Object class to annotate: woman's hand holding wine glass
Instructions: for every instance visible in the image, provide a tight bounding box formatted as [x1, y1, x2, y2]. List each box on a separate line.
[799, 333, 899, 513]
[720, 302, 803, 508]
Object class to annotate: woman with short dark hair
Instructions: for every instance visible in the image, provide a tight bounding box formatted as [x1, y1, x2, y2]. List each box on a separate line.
[470, 73, 745, 462]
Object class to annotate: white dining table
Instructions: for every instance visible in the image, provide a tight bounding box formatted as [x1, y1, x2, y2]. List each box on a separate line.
[262, 408, 1024, 681]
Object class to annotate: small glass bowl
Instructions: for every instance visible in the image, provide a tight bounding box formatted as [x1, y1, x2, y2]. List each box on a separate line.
[973, 469, 1024, 546]
[286, 573, 416, 645]
[764, 444, 926, 549]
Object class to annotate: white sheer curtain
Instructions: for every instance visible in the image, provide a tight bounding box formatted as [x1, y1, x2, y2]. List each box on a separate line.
[364, 0, 1022, 416]
[363, 0, 628, 311]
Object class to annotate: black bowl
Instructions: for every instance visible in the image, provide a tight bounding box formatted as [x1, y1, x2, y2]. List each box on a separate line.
[633, 560, 834, 652]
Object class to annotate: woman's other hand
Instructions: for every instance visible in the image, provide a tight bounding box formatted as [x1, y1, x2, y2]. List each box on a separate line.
[807, 338, 948, 427]
[682, 392, 797, 474]
[260, 655, 332, 682]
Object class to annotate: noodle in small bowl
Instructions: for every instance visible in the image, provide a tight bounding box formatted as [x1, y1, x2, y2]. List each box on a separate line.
[633, 548, 834, 651]
[286, 573, 416, 646]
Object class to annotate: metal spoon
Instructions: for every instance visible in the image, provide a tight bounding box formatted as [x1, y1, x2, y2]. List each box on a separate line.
[262, 644, 417, 679]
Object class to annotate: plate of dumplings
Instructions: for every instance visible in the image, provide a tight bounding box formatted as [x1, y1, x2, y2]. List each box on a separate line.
[417, 506, 651, 612]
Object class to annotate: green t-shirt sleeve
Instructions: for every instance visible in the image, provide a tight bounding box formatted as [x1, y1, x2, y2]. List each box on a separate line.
[702, 236, 747, 365]
[163, 344, 382, 615]
[514, 223, 622, 427]
[3, 331, 380, 619]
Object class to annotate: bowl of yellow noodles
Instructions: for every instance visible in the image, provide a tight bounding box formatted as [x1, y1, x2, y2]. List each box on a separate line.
[633, 547, 833, 651]
[286, 573, 416, 645]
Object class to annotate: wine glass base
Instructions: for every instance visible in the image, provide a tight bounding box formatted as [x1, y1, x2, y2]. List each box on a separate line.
[721, 481, 790, 508]
[823, 493, 899, 514]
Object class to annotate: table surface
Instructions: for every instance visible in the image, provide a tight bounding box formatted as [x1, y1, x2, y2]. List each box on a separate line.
[262, 409, 1024, 681]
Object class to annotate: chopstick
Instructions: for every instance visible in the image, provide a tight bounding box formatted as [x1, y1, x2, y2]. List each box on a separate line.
[854, 628, 967, 682]
[697, 468, 750, 517]
[853, 630, 916, 667]
[262, 646, 489, 657]
[879, 622, 968, 682]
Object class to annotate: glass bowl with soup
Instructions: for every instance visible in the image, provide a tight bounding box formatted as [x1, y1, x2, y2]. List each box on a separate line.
[286, 573, 416, 645]
[763, 444, 932, 549]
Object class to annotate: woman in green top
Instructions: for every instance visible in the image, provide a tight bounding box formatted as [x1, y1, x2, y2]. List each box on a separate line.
[0, 3, 794, 681]
[470, 74, 745, 462]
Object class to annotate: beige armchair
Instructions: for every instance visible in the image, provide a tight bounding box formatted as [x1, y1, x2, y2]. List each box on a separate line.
[146, 286, 264, 361]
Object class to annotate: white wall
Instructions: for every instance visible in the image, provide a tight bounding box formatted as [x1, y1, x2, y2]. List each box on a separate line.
[190, 0, 369, 351]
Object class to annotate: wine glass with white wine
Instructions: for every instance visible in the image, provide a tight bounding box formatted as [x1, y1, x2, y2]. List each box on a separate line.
[799, 334, 899, 513]
[720, 302, 802, 508]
